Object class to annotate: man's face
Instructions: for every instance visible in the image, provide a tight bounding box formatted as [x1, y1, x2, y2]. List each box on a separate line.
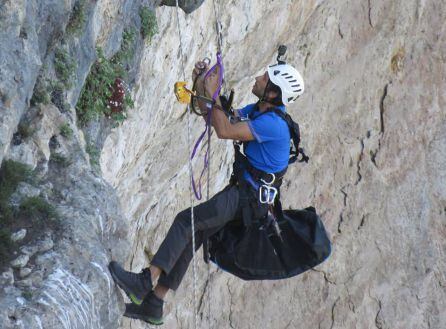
[252, 71, 269, 98]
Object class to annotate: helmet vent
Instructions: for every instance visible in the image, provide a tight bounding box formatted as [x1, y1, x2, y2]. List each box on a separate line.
[274, 70, 280, 76]
[288, 97, 294, 102]
[289, 79, 297, 82]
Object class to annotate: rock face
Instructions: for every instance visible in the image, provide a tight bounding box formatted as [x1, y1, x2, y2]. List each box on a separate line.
[1, 0, 445, 329]
[0, 0, 150, 328]
[161, 0, 206, 13]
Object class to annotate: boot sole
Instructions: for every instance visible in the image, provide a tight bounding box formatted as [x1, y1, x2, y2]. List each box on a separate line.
[124, 310, 164, 325]
[108, 263, 144, 305]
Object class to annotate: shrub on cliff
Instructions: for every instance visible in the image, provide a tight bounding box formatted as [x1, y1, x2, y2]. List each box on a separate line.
[139, 7, 158, 43]
[76, 27, 137, 125]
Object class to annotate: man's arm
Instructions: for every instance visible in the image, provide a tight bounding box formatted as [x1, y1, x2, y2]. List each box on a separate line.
[210, 98, 254, 141]
[193, 63, 253, 141]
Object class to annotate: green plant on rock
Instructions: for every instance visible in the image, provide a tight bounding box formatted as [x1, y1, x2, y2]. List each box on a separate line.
[54, 48, 77, 88]
[86, 143, 100, 167]
[49, 80, 70, 112]
[30, 77, 50, 106]
[139, 7, 158, 43]
[50, 153, 71, 168]
[76, 48, 116, 124]
[0, 160, 33, 208]
[22, 290, 33, 301]
[111, 28, 136, 70]
[0, 160, 33, 267]
[66, 0, 87, 35]
[19, 196, 58, 221]
[0, 229, 13, 267]
[17, 122, 35, 140]
[76, 46, 134, 125]
[59, 123, 73, 138]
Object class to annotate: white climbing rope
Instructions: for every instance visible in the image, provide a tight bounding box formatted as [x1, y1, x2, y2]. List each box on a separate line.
[205, 1, 224, 325]
[174, 2, 199, 329]
[174, 1, 225, 328]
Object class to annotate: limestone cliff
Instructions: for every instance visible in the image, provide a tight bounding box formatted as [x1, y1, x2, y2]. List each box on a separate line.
[0, 0, 445, 329]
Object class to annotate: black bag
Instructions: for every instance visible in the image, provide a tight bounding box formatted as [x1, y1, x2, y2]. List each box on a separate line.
[209, 206, 331, 280]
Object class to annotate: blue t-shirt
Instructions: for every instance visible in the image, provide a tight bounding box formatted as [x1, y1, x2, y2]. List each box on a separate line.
[237, 103, 290, 173]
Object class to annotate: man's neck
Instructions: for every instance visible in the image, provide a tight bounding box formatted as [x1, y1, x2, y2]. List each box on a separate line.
[257, 101, 277, 112]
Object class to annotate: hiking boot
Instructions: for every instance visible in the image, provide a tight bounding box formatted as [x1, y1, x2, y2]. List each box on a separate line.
[108, 261, 152, 305]
[124, 291, 164, 325]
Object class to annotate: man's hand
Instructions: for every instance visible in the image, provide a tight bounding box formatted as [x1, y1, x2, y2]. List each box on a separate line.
[204, 65, 221, 98]
[192, 61, 208, 85]
[192, 60, 221, 98]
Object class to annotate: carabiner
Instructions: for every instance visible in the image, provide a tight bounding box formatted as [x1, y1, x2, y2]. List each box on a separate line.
[260, 173, 276, 186]
[259, 185, 278, 204]
[202, 57, 211, 66]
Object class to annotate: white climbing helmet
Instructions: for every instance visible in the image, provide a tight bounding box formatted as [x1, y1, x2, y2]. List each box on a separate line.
[267, 63, 304, 105]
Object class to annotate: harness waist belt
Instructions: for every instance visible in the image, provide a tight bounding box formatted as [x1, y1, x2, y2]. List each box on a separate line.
[247, 166, 287, 185]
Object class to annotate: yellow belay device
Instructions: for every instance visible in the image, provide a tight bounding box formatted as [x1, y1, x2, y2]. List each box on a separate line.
[174, 80, 217, 115]
[174, 81, 193, 104]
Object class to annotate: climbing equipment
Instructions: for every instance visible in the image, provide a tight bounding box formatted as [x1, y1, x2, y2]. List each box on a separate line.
[189, 52, 224, 200]
[259, 107, 310, 164]
[205, 83, 331, 281]
[208, 204, 332, 281]
[243, 171, 278, 205]
[174, 82, 194, 104]
[227, 97, 310, 234]
[267, 63, 305, 105]
[174, 0, 226, 327]
[174, 58, 215, 107]
[174, 2, 199, 329]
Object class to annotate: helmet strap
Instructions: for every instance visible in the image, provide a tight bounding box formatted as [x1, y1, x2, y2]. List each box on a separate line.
[260, 79, 283, 106]
[260, 79, 271, 103]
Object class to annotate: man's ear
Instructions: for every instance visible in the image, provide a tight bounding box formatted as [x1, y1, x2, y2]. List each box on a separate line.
[266, 90, 279, 101]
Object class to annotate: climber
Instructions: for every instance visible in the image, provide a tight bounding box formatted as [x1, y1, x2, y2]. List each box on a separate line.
[108, 60, 306, 325]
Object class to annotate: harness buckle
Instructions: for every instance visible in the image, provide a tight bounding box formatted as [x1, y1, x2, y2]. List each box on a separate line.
[259, 185, 278, 204]
[260, 173, 276, 185]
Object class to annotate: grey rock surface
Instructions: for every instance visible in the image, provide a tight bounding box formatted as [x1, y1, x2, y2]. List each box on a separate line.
[18, 267, 32, 278]
[10, 229, 27, 242]
[161, 0, 206, 13]
[36, 235, 54, 253]
[19, 244, 39, 257]
[0, 268, 14, 286]
[9, 183, 40, 207]
[0, 0, 70, 165]
[0, 0, 147, 328]
[10, 254, 30, 269]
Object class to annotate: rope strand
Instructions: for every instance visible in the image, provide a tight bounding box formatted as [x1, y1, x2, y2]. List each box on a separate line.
[175, 2, 199, 329]
[175, 1, 224, 327]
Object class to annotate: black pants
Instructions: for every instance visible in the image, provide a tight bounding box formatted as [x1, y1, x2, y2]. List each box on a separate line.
[151, 185, 240, 290]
